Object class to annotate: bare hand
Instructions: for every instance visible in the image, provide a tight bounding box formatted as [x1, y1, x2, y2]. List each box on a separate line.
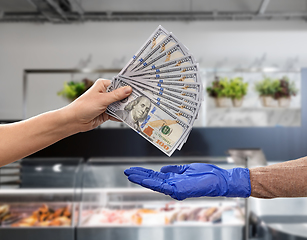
[64, 79, 132, 133]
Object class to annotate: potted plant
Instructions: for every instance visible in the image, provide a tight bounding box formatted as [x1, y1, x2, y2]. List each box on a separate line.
[254, 77, 280, 107]
[206, 77, 232, 107]
[57, 78, 94, 102]
[275, 76, 298, 107]
[228, 77, 248, 107]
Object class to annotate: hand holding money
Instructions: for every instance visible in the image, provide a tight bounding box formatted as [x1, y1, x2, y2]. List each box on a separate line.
[107, 26, 203, 156]
[66, 79, 132, 132]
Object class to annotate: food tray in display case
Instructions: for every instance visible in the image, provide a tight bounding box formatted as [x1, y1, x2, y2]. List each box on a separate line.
[77, 157, 248, 240]
[0, 158, 83, 240]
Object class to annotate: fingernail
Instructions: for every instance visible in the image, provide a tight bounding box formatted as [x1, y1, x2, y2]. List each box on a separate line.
[123, 86, 132, 94]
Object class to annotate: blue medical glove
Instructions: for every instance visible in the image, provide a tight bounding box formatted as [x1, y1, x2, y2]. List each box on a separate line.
[124, 163, 251, 200]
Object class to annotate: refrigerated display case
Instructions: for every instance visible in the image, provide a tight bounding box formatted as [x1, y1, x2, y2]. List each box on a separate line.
[249, 185, 307, 240]
[0, 158, 83, 240]
[77, 157, 248, 240]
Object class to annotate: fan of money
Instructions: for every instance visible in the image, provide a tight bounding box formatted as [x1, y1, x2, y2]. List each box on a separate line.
[107, 25, 203, 156]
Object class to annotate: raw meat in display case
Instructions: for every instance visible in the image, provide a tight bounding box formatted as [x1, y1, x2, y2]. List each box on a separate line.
[10, 204, 71, 227]
[77, 157, 248, 240]
[81, 203, 244, 226]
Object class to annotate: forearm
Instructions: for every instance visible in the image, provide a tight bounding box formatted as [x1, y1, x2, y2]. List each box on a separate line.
[249, 157, 307, 198]
[0, 108, 77, 167]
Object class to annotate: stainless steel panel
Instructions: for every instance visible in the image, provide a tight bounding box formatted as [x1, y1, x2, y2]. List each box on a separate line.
[0, 228, 74, 240]
[77, 226, 244, 240]
[249, 198, 307, 239]
[0, 189, 75, 202]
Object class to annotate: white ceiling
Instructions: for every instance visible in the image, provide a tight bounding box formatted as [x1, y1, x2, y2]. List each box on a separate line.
[0, 0, 306, 13]
[1, 0, 307, 22]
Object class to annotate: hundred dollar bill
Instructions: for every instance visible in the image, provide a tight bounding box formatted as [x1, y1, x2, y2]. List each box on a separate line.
[130, 33, 187, 72]
[120, 76, 201, 101]
[120, 25, 169, 75]
[147, 72, 200, 83]
[135, 78, 201, 147]
[113, 77, 201, 114]
[121, 80, 196, 125]
[132, 72, 201, 81]
[107, 79, 192, 156]
[133, 43, 189, 73]
[132, 72, 203, 100]
[123, 84, 200, 117]
[144, 79, 202, 92]
[105, 80, 124, 119]
[156, 96, 200, 116]
[115, 80, 200, 147]
[133, 78, 203, 102]
[140, 55, 196, 73]
[116, 78, 196, 123]
[147, 73, 203, 100]
[119, 76, 201, 103]
[111, 77, 194, 151]
[127, 64, 199, 78]
[156, 100, 195, 124]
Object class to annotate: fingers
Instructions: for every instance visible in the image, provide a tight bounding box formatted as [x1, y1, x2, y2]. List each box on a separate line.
[91, 79, 111, 92]
[124, 168, 152, 177]
[124, 167, 183, 200]
[127, 174, 149, 185]
[127, 174, 173, 196]
[124, 167, 169, 180]
[101, 86, 132, 106]
[160, 164, 189, 174]
[91, 79, 132, 106]
[124, 167, 154, 175]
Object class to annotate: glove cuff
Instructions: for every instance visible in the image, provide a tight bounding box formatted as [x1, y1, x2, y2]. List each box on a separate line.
[225, 168, 251, 198]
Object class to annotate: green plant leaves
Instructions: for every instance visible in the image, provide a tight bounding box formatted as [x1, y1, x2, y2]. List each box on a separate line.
[57, 81, 86, 101]
[206, 77, 248, 99]
[254, 76, 298, 99]
[229, 77, 249, 100]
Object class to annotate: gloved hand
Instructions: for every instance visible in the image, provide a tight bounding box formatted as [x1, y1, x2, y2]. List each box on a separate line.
[124, 163, 251, 200]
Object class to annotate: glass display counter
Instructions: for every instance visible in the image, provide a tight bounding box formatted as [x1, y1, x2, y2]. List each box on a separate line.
[0, 158, 83, 240]
[0, 156, 251, 240]
[77, 157, 247, 240]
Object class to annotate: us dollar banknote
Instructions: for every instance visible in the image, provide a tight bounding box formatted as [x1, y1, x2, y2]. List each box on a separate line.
[120, 25, 169, 75]
[107, 25, 203, 155]
[122, 80, 196, 124]
[140, 55, 196, 73]
[127, 64, 199, 78]
[108, 78, 192, 156]
[133, 43, 189, 72]
[119, 75, 201, 104]
[130, 33, 187, 72]
[143, 79, 202, 92]
[120, 76, 201, 101]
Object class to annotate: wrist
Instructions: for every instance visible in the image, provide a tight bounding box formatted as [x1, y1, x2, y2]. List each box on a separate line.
[225, 168, 251, 198]
[54, 107, 80, 137]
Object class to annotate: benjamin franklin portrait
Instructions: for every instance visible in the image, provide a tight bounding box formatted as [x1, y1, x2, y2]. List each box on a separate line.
[115, 96, 151, 132]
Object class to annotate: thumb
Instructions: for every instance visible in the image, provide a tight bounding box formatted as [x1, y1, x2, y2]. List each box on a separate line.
[102, 86, 132, 106]
[160, 164, 189, 174]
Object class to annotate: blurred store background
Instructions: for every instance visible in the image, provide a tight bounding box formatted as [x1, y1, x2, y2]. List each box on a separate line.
[0, 0, 307, 240]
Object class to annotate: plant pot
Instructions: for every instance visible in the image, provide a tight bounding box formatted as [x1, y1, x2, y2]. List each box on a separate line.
[260, 96, 278, 107]
[232, 98, 243, 107]
[278, 97, 291, 108]
[214, 97, 231, 107]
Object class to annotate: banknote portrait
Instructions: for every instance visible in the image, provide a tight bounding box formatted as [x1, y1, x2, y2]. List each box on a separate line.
[115, 96, 151, 132]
